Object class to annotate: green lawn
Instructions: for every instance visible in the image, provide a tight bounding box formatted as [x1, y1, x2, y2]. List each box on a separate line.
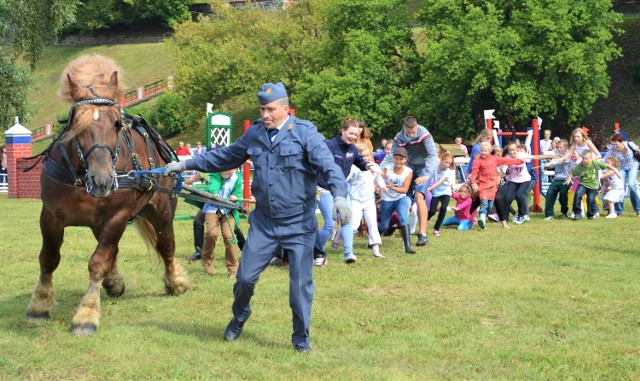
[0, 193, 638, 380]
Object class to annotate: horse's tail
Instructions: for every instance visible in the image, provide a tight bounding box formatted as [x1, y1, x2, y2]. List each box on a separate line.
[134, 217, 159, 255]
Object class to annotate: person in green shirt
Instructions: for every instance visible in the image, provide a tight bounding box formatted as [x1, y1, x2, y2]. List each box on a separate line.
[200, 169, 244, 277]
[568, 150, 621, 220]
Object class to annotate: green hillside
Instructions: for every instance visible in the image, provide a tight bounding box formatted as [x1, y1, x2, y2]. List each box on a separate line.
[26, 43, 173, 129]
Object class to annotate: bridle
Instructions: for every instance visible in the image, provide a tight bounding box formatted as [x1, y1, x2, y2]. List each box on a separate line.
[66, 97, 122, 193]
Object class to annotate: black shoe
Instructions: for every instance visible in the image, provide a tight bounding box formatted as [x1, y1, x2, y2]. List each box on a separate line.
[269, 257, 285, 266]
[416, 233, 428, 246]
[294, 345, 311, 353]
[223, 315, 249, 341]
[186, 252, 201, 261]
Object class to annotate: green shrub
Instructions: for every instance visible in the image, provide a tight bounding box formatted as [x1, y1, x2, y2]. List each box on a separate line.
[631, 59, 640, 84]
[147, 93, 194, 137]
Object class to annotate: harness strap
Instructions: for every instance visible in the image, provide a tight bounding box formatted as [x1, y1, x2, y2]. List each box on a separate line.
[61, 142, 85, 185]
[43, 157, 77, 185]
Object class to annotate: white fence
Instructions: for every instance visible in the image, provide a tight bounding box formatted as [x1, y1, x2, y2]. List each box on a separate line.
[0, 173, 7, 193]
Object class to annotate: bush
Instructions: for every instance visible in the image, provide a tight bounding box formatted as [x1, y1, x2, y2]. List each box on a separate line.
[147, 93, 194, 137]
[631, 60, 640, 84]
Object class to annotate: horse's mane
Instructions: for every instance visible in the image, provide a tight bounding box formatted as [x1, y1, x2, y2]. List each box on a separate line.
[59, 54, 125, 142]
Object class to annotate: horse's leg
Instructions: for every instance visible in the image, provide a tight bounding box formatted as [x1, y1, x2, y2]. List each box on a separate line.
[158, 221, 189, 295]
[138, 210, 189, 295]
[26, 209, 64, 321]
[102, 247, 126, 297]
[70, 222, 127, 336]
[91, 228, 125, 298]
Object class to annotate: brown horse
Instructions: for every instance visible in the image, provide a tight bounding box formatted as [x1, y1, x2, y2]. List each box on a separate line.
[25, 54, 189, 335]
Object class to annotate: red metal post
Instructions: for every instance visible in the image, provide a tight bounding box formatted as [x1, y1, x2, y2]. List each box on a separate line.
[531, 118, 542, 212]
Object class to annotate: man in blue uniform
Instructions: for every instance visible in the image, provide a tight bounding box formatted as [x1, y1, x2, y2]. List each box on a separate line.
[164, 82, 350, 353]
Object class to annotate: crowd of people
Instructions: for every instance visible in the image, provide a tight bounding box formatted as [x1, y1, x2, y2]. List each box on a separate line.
[162, 82, 640, 353]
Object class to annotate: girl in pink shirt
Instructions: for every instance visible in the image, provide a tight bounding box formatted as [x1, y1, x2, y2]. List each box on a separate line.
[441, 183, 474, 231]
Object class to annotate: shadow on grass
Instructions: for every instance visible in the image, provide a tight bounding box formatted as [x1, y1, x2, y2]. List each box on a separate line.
[587, 243, 640, 257]
[133, 320, 280, 348]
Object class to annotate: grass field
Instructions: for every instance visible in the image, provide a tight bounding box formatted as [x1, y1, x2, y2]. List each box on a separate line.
[0, 193, 638, 380]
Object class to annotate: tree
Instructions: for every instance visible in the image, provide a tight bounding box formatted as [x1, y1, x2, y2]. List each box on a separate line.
[70, 0, 190, 34]
[168, 0, 324, 129]
[409, 0, 622, 140]
[293, 0, 419, 137]
[0, 0, 77, 131]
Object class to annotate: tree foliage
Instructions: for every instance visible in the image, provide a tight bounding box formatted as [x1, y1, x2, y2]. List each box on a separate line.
[168, 0, 623, 142]
[70, 0, 190, 34]
[0, 0, 77, 131]
[147, 92, 194, 137]
[294, 0, 418, 137]
[168, 0, 324, 128]
[170, 0, 418, 137]
[411, 0, 623, 139]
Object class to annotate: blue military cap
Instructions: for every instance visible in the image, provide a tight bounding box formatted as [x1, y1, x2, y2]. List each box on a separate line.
[258, 82, 288, 105]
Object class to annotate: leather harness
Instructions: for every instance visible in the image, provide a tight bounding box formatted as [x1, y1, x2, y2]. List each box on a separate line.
[27, 98, 178, 198]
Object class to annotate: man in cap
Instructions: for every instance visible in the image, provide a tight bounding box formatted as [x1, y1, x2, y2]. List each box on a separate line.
[381, 116, 438, 248]
[164, 82, 350, 353]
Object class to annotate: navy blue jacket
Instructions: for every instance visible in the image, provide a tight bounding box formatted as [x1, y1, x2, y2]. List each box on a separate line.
[187, 116, 347, 219]
[317, 134, 369, 190]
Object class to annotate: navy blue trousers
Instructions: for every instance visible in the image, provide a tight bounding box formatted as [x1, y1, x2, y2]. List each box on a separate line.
[232, 209, 316, 348]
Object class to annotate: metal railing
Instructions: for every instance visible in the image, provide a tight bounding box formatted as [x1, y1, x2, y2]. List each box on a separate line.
[123, 78, 168, 107]
[31, 122, 55, 143]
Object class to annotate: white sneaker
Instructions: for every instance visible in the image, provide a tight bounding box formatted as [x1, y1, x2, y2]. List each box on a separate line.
[488, 213, 499, 222]
[478, 214, 486, 229]
[343, 253, 357, 264]
[523, 215, 530, 222]
[606, 213, 618, 219]
[314, 257, 327, 267]
[544, 216, 553, 221]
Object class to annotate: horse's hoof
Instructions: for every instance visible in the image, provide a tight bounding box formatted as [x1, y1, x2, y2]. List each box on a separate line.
[104, 283, 125, 298]
[26, 311, 50, 321]
[69, 323, 97, 336]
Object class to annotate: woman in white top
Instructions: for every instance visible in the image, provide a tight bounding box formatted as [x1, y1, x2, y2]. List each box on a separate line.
[559, 128, 602, 162]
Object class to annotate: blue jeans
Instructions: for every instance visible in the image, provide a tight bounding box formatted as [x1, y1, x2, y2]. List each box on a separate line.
[316, 190, 353, 255]
[378, 197, 410, 232]
[442, 216, 473, 231]
[478, 199, 494, 216]
[615, 165, 640, 214]
[573, 185, 598, 218]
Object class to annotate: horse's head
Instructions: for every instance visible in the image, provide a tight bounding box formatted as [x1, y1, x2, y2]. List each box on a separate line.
[60, 55, 125, 198]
